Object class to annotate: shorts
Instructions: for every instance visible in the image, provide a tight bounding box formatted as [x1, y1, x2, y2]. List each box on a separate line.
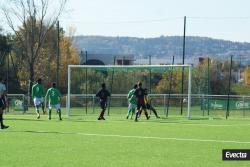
[137, 99, 146, 110]
[0, 99, 4, 109]
[146, 103, 151, 110]
[0, 97, 6, 109]
[128, 103, 137, 110]
[34, 97, 44, 106]
[100, 101, 107, 110]
[49, 103, 61, 110]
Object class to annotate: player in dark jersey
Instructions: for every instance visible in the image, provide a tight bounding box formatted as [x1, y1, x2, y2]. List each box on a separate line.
[96, 83, 111, 120]
[134, 82, 150, 122]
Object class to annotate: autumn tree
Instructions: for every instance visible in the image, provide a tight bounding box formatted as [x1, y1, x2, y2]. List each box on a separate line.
[1, 0, 67, 92]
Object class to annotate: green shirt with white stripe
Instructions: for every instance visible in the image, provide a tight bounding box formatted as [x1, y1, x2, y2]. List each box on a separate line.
[45, 87, 61, 105]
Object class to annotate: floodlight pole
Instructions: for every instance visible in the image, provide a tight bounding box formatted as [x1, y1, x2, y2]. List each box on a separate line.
[56, 21, 60, 87]
[149, 55, 152, 93]
[166, 56, 175, 117]
[67, 65, 71, 117]
[108, 56, 116, 115]
[85, 51, 88, 115]
[187, 65, 192, 119]
[181, 16, 186, 115]
[207, 57, 210, 115]
[226, 55, 233, 119]
[7, 53, 9, 113]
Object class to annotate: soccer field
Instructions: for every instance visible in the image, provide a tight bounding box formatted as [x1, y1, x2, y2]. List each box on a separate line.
[1, 109, 250, 167]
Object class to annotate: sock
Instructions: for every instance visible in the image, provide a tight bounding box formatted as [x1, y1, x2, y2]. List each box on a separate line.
[41, 103, 45, 113]
[0, 114, 3, 127]
[152, 109, 158, 117]
[35, 106, 40, 114]
[57, 109, 62, 119]
[144, 110, 149, 119]
[49, 109, 51, 119]
[127, 109, 132, 118]
[99, 110, 105, 118]
[135, 111, 139, 121]
[131, 109, 135, 119]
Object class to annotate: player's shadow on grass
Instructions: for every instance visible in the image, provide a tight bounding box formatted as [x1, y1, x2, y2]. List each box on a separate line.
[5, 130, 75, 135]
[7, 118, 47, 122]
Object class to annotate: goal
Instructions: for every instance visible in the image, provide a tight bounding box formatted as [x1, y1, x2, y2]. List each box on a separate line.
[67, 64, 192, 118]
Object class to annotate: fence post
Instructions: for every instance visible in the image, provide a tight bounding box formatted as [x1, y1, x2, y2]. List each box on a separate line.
[164, 94, 166, 116]
[243, 96, 245, 117]
[92, 95, 95, 114]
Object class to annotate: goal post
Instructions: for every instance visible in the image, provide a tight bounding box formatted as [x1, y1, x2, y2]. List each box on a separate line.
[67, 64, 192, 118]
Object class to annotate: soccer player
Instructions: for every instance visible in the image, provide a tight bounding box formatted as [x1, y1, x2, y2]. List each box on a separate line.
[32, 78, 46, 119]
[126, 84, 137, 119]
[96, 83, 111, 120]
[45, 82, 62, 120]
[0, 77, 9, 129]
[144, 88, 160, 118]
[134, 82, 150, 122]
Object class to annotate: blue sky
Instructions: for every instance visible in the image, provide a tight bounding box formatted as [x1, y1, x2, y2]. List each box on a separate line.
[60, 0, 250, 42]
[1, 0, 250, 42]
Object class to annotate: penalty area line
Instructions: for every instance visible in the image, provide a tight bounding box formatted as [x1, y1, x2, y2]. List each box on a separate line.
[18, 130, 250, 144]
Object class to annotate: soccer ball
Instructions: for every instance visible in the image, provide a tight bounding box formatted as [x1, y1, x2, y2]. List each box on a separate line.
[183, 98, 187, 103]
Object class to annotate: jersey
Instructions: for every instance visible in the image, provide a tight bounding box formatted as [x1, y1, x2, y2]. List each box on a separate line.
[144, 95, 150, 104]
[135, 87, 146, 105]
[32, 83, 46, 98]
[127, 89, 137, 104]
[135, 88, 145, 100]
[96, 89, 111, 102]
[45, 87, 61, 105]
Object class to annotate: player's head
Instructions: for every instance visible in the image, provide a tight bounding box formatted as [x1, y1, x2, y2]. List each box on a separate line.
[101, 83, 106, 89]
[52, 82, 56, 88]
[37, 78, 42, 84]
[133, 84, 137, 89]
[138, 82, 142, 87]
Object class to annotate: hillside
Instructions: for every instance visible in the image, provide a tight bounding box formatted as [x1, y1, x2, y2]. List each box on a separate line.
[73, 35, 250, 62]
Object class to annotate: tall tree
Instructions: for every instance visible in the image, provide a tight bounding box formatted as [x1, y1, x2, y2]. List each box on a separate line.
[0, 28, 11, 67]
[1, 0, 67, 92]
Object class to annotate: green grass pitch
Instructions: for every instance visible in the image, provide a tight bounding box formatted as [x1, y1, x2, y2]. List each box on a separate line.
[1, 108, 250, 167]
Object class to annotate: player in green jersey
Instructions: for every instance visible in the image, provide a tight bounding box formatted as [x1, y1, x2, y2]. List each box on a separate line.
[126, 84, 137, 119]
[45, 82, 62, 120]
[32, 78, 46, 119]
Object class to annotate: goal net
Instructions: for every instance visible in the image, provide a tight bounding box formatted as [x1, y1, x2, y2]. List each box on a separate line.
[67, 65, 192, 118]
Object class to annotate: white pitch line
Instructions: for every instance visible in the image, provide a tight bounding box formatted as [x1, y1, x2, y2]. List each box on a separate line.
[99, 120, 250, 127]
[160, 123, 250, 127]
[28, 130, 250, 144]
[74, 132, 250, 144]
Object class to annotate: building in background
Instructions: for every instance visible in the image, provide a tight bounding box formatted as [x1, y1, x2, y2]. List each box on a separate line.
[79, 51, 134, 65]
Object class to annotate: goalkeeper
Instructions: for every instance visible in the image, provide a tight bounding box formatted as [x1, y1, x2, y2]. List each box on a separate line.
[144, 88, 160, 118]
[32, 78, 46, 119]
[126, 84, 137, 119]
[45, 82, 62, 120]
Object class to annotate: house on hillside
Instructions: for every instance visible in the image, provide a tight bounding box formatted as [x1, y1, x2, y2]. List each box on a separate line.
[79, 51, 134, 65]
